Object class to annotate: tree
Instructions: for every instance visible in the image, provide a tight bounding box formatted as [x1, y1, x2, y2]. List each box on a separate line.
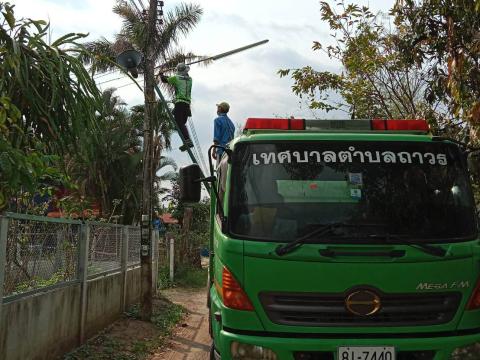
[0, 2, 102, 211]
[154, 156, 178, 200]
[64, 89, 177, 224]
[278, 1, 445, 126]
[81, 1, 203, 87]
[392, 0, 480, 132]
[78, 1, 202, 225]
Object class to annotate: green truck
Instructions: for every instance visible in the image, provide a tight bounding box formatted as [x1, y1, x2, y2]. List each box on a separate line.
[179, 118, 480, 360]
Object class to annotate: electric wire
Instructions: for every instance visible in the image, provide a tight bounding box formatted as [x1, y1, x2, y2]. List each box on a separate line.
[93, 70, 117, 79]
[96, 75, 128, 86]
[114, 79, 145, 90]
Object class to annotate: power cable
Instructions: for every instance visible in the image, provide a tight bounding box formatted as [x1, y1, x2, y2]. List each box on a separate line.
[93, 70, 117, 79]
[114, 79, 145, 90]
[96, 75, 129, 86]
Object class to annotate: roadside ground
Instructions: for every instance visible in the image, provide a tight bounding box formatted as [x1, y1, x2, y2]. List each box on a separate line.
[149, 288, 210, 360]
[64, 264, 209, 360]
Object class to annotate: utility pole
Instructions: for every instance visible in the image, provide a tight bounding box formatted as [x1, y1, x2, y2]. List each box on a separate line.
[140, 0, 159, 320]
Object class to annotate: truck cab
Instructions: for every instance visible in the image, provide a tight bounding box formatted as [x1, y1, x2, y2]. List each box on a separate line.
[180, 118, 480, 360]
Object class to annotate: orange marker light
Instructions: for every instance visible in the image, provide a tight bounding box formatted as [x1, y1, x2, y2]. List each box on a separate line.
[221, 267, 254, 311]
[467, 278, 480, 310]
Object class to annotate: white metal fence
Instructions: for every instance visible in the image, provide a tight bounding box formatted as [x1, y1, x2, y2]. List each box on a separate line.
[0, 213, 147, 301]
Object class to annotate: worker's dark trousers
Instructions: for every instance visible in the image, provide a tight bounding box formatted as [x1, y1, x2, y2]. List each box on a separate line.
[173, 102, 191, 141]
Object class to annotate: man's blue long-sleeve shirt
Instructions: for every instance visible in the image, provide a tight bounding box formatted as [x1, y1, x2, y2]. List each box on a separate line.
[213, 113, 235, 156]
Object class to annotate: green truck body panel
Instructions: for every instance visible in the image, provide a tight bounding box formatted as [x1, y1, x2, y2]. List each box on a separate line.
[208, 130, 480, 360]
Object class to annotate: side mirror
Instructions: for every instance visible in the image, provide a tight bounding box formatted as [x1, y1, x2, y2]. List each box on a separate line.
[179, 164, 201, 203]
[467, 150, 480, 178]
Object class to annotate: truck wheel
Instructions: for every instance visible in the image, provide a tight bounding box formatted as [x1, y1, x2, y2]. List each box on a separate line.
[210, 342, 216, 360]
[208, 305, 213, 338]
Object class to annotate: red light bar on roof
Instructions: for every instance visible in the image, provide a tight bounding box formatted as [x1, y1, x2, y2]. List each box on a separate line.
[244, 118, 305, 130]
[243, 118, 430, 132]
[371, 119, 429, 132]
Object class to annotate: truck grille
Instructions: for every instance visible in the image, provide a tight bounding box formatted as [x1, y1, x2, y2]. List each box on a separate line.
[259, 291, 461, 327]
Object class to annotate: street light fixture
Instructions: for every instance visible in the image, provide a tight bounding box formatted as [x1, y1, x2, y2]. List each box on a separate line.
[116, 49, 143, 78]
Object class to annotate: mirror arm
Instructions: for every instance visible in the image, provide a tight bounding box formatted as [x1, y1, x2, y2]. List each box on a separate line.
[206, 145, 230, 229]
[195, 176, 216, 183]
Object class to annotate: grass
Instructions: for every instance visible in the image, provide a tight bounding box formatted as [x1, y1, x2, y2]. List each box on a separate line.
[64, 296, 185, 360]
[157, 264, 207, 290]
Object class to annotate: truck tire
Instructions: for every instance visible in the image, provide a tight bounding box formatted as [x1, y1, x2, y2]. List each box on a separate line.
[208, 304, 213, 338]
[210, 342, 216, 360]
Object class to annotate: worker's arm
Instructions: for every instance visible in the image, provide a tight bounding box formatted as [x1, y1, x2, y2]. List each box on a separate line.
[159, 73, 169, 83]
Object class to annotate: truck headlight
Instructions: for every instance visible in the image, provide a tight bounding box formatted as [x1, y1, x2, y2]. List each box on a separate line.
[231, 341, 278, 360]
[451, 342, 480, 359]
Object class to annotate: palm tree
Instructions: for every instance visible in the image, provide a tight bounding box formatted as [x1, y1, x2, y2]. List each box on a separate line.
[81, 1, 203, 84]
[78, 1, 203, 221]
[155, 156, 178, 198]
[66, 88, 143, 221]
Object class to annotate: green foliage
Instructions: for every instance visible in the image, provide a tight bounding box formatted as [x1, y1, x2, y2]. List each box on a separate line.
[157, 265, 207, 289]
[11, 271, 66, 295]
[164, 175, 210, 233]
[67, 88, 143, 222]
[392, 0, 480, 127]
[0, 2, 102, 211]
[174, 265, 207, 288]
[157, 266, 174, 290]
[278, 1, 448, 127]
[65, 297, 185, 360]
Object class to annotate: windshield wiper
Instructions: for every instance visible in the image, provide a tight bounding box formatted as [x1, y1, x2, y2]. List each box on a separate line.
[367, 234, 447, 257]
[275, 222, 386, 256]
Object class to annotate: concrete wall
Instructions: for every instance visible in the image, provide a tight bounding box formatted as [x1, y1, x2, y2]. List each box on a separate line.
[0, 284, 81, 360]
[85, 273, 123, 339]
[125, 266, 142, 306]
[0, 267, 143, 360]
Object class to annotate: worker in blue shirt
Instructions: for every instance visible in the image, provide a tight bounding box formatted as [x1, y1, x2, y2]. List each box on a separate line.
[212, 102, 235, 165]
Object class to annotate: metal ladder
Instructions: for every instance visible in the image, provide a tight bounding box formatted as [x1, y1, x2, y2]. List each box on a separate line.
[154, 84, 210, 192]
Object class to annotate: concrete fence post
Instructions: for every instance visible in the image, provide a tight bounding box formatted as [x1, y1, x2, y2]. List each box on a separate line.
[78, 223, 90, 345]
[0, 216, 9, 324]
[152, 230, 158, 294]
[121, 226, 128, 311]
[169, 235, 174, 282]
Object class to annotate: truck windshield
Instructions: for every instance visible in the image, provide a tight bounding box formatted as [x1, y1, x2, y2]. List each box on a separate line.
[229, 141, 477, 243]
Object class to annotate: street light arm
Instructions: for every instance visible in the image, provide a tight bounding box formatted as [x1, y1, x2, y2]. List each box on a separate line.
[156, 39, 269, 72]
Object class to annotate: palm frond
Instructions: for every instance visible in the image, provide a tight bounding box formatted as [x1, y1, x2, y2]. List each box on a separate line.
[156, 3, 202, 58]
[114, 2, 147, 49]
[80, 37, 117, 74]
[158, 156, 178, 171]
[155, 49, 207, 72]
[156, 170, 177, 181]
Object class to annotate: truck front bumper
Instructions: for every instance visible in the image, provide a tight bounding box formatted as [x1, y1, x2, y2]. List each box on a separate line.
[216, 327, 480, 360]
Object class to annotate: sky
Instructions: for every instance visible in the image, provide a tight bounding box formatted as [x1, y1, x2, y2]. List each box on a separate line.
[13, 0, 394, 177]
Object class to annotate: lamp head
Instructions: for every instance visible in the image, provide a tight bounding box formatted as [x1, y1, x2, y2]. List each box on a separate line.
[116, 49, 143, 78]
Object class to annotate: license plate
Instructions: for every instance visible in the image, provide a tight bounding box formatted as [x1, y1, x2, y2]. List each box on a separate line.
[337, 347, 395, 360]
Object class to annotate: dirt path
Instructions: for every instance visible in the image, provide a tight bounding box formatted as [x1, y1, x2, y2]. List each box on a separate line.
[150, 288, 211, 360]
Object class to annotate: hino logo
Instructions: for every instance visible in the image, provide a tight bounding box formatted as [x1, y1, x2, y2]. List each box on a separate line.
[416, 281, 470, 290]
